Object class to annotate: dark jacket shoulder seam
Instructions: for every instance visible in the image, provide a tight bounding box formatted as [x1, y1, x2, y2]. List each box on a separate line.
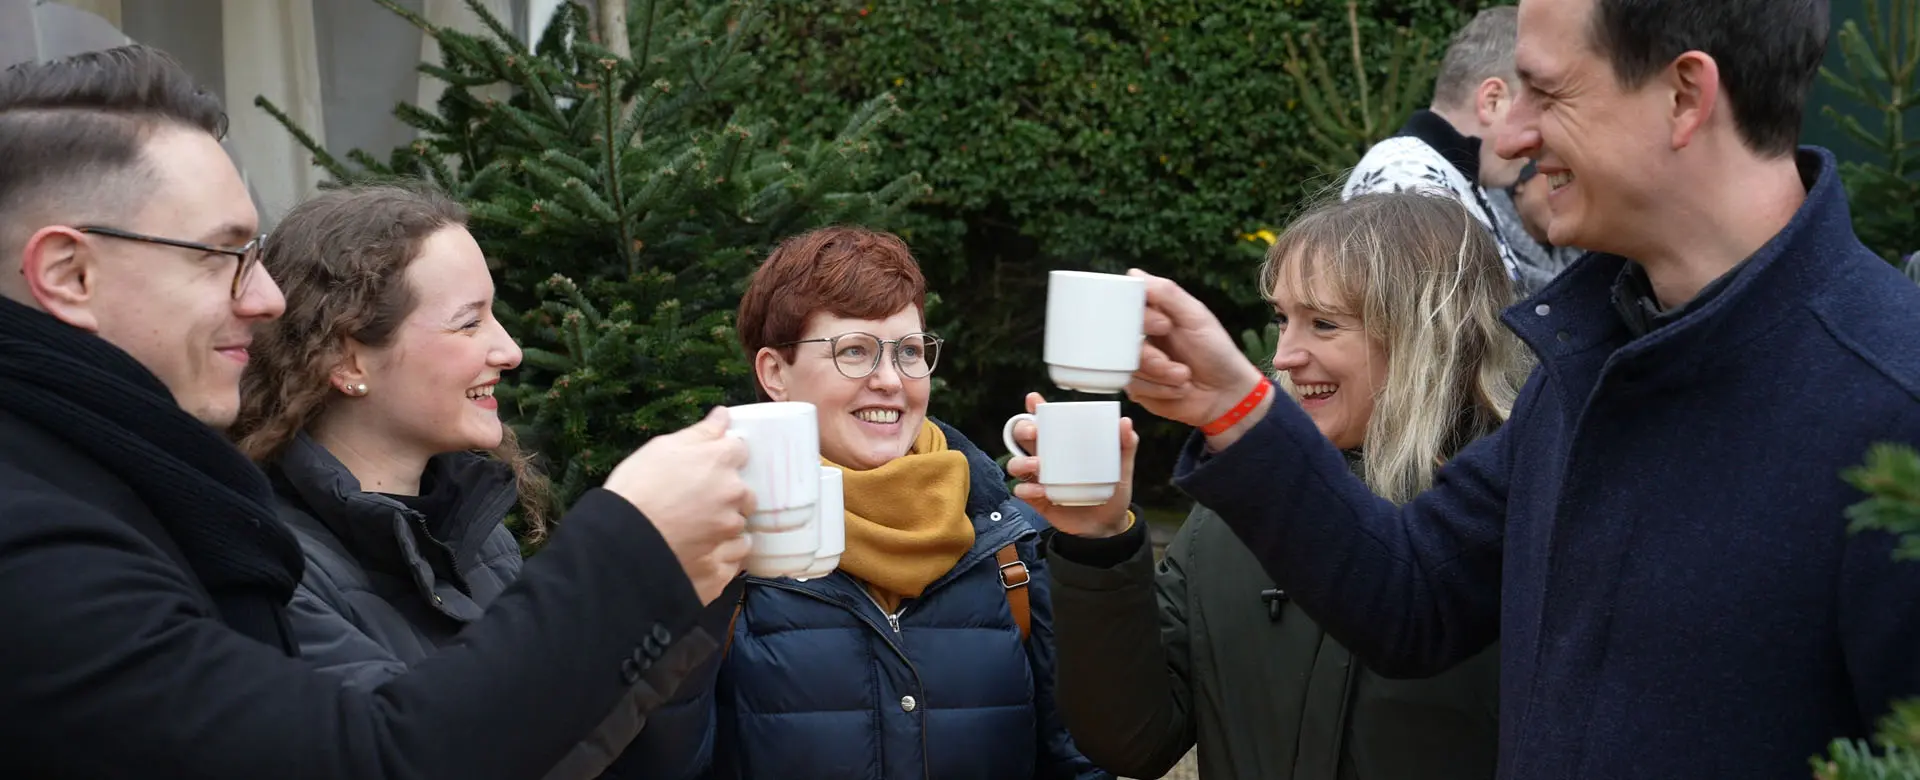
[1810, 304, 1920, 403]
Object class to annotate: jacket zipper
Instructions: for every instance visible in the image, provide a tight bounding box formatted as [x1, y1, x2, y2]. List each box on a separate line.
[412, 516, 473, 597]
[859, 585, 908, 633]
[756, 579, 922, 676]
[756, 578, 933, 780]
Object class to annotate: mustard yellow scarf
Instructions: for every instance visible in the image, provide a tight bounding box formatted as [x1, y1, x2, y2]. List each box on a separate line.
[830, 421, 975, 611]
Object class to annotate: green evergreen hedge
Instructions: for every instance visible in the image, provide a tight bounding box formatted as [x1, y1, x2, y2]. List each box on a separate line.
[734, 0, 1498, 502]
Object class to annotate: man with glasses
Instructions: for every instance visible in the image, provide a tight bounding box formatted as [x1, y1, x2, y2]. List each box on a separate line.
[0, 45, 760, 778]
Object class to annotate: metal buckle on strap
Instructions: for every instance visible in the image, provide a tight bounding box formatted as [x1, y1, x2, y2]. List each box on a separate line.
[999, 560, 1031, 589]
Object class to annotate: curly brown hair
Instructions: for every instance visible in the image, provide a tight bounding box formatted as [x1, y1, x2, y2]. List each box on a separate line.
[230, 181, 551, 540]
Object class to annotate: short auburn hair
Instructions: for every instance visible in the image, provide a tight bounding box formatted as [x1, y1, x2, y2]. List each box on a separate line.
[737, 226, 928, 399]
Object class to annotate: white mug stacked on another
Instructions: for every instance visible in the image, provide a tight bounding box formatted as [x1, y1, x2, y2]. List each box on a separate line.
[726, 402, 822, 578]
[795, 466, 845, 581]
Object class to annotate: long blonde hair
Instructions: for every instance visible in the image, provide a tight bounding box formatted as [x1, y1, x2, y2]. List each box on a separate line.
[1259, 192, 1531, 504]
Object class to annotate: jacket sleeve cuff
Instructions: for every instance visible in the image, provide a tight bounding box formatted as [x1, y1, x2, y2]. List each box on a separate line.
[1173, 392, 1332, 507]
[1049, 515, 1148, 571]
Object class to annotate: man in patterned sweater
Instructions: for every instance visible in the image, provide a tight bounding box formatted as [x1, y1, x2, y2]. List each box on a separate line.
[1343, 6, 1537, 294]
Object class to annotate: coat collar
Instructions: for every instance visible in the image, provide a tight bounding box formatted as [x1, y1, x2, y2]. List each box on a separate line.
[1505, 147, 1857, 387]
[932, 418, 1041, 576]
[272, 433, 516, 591]
[1398, 109, 1480, 185]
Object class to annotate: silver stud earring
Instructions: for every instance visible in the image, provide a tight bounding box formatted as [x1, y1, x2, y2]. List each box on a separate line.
[345, 383, 368, 397]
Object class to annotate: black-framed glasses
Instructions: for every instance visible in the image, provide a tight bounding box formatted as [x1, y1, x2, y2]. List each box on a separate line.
[76, 225, 267, 299]
[780, 331, 943, 380]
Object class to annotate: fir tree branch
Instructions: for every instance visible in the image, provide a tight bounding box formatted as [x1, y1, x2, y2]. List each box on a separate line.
[588, 57, 639, 275]
[519, 346, 575, 373]
[374, 0, 434, 36]
[635, 0, 660, 68]
[462, 0, 527, 55]
[253, 96, 358, 182]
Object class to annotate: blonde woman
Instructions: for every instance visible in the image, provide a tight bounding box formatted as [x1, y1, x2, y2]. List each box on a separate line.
[1015, 192, 1529, 780]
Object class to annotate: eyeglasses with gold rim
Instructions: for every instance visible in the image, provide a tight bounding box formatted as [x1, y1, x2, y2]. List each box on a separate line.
[779, 331, 944, 380]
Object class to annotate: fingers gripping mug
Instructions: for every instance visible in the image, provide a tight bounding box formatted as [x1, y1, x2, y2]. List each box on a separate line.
[725, 402, 821, 577]
[1001, 401, 1121, 507]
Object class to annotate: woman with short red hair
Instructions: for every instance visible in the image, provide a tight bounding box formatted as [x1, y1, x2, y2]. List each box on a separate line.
[699, 226, 1107, 780]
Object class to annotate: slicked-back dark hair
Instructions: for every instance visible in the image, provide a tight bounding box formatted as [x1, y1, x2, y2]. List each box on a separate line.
[0, 45, 227, 232]
[1590, 0, 1826, 157]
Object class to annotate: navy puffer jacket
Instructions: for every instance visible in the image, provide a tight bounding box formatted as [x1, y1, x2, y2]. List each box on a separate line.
[703, 420, 1108, 780]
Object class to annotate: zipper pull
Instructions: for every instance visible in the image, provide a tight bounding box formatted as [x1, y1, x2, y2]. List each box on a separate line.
[886, 612, 901, 633]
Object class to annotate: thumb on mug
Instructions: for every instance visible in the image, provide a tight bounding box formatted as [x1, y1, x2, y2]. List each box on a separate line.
[690, 405, 732, 437]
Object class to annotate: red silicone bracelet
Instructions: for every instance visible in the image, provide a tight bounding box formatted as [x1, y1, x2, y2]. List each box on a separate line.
[1200, 379, 1272, 436]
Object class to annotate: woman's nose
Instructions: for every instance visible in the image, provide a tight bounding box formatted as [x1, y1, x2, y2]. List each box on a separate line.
[1271, 346, 1308, 374]
[1272, 324, 1311, 374]
[866, 352, 904, 390]
[489, 320, 523, 369]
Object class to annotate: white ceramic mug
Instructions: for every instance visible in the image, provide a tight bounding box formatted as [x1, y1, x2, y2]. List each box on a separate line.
[1043, 270, 1147, 393]
[1001, 400, 1121, 506]
[795, 467, 845, 582]
[726, 402, 821, 577]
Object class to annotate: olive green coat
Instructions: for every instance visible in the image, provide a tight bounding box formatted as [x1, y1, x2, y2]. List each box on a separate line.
[1048, 505, 1499, 780]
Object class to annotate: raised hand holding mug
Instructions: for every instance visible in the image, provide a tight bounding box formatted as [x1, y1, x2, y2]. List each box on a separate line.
[1123, 269, 1274, 448]
[1003, 393, 1137, 538]
[1003, 400, 1120, 507]
[725, 401, 822, 577]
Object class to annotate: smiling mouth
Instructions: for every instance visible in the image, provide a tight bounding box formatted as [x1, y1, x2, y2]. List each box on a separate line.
[1296, 383, 1338, 402]
[854, 408, 901, 425]
[465, 384, 496, 401]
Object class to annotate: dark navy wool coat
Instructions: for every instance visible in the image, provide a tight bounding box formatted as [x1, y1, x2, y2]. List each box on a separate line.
[1179, 148, 1920, 779]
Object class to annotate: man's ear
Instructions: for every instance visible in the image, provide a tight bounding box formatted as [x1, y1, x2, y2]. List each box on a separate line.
[19, 226, 100, 331]
[1475, 76, 1511, 128]
[1668, 52, 1720, 150]
[754, 346, 792, 401]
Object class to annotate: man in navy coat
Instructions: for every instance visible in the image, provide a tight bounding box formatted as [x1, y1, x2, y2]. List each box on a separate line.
[1068, 0, 1920, 777]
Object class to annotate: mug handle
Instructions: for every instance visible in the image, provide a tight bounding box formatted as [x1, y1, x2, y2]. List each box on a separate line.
[1001, 413, 1037, 458]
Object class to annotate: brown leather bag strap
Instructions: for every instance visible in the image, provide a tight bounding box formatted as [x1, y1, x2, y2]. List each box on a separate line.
[721, 596, 745, 659]
[997, 543, 1032, 642]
